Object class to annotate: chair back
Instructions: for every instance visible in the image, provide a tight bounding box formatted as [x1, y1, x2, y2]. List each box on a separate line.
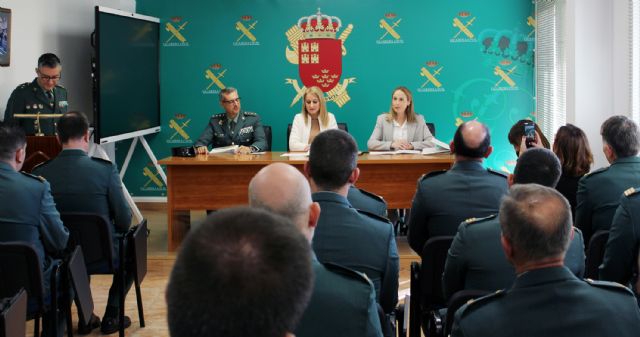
[128, 220, 149, 283]
[0, 243, 44, 311]
[426, 122, 436, 137]
[60, 213, 115, 273]
[338, 122, 348, 132]
[67, 246, 94, 327]
[419, 236, 454, 310]
[0, 288, 27, 337]
[262, 125, 272, 151]
[444, 290, 489, 336]
[585, 230, 610, 279]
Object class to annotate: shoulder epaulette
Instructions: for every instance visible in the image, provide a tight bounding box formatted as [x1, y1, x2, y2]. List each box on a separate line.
[357, 209, 392, 224]
[243, 111, 257, 116]
[212, 113, 226, 119]
[462, 214, 497, 227]
[583, 166, 608, 178]
[17, 82, 29, 89]
[457, 289, 505, 318]
[419, 170, 447, 181]
[624, 187, 639, 197]
[323, 262, 373, 285]
[355, 187, 385, 203]
[55, 84, 65, 89]
[31, 159, 51, 171]
[487, 168, 508, 178]
[90, 157, 113, 165]
[584, 278, 635, 295]
[20, 171, 45, 183]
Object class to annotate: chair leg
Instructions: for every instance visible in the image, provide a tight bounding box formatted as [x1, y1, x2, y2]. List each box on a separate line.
[34, 316, 40, 337]
[134, 278, 145, 327]
[119, 237, 125, 337]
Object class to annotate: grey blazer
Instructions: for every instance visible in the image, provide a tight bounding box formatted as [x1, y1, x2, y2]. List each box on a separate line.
[367, 113, 434, 150]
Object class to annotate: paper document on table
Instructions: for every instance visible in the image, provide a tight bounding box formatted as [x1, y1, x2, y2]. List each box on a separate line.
[369, 150, 421, 155]
[281, 151, 310, 157]
[422, 138, 450, 155]
[209, 145, 238, 154]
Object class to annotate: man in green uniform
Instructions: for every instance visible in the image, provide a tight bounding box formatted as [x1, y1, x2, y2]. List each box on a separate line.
[0, 123, 69, 336]
[194, 87, 267, 154]
[443, 148, 585, 300]
[32, 112, 132, 334]
[306, 130, 399, 320]
[452, 184, 640, 337]
[166, 207, 313, 337]
[576, 115, 640, 244]
[599, 186, 640, 303]
[249, 163, 383, 337]
[407, 121, 508, 254]
[4, 53, 68, 135]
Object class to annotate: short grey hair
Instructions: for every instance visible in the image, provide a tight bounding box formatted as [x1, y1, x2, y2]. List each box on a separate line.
[219, 87, 238, 102]
[600, 115, 640, 158]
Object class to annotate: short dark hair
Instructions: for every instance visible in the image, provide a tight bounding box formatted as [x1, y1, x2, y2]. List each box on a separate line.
[507, 120, 551, 151]
[308, 129, 358, 191]
[0, 123, 26, 162]
[56, 111, 89, 144]
[553, 124, 593, 176]
[452, 122, 491, 158]
[499, 184, 572, 263]
[166, 207, 313, 337]
[37, 53, 61, 68]
[600, 115, 640, 158]
[513, 148, 562, 187]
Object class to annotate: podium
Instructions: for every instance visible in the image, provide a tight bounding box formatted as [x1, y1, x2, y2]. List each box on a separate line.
[23, 136, 61, 173]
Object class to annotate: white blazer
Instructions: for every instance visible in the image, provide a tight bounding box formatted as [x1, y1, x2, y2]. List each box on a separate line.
[289, 112, 338, 151]
[367, 113, 434, 150]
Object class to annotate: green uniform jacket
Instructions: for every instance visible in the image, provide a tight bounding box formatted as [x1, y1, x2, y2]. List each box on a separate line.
[0, 162, 69, 291]
[4, 79, 69, 135]
[32, 149, 131, 261]
[347, 185, 387, 218]
[311, 191, 399, 313]
[452, 267, 640, 337]
[407, 160, 508, 254]
[575, 156, 640, 243]
[443, 215, 586, 300]
[599, 187, 640, 291]
[194, 110, 267, 151]
[295, 257, 383, 337]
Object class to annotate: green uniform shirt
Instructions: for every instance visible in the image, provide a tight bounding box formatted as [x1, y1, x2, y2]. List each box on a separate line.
[4, 78, 69, 135]
[194, 110, 267, 151]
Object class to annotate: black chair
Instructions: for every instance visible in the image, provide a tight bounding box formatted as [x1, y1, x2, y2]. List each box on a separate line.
[67, 246, 94, 333]
[0, 288, 27, 337]
[0, 242, 69, 337]
[126, 220, 148, 328]
[444, 290, 489, 336]
[262, 125, 272, 151]
[285, 122, 348, 151]
[426, 122, 436, 137]
[408, 236, 454, 337]
[585, 230, 610, 279]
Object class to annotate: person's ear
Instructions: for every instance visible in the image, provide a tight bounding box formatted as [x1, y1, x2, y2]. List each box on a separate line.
[348, 167, 360, 184]
[507, 174, 514, 187]
[303, 162, 311, 178]
[449, 141, 455, 154]
[501, 234, 514, 263]
[484, 145, 493, 158]
[83, 130, 90, 143]
[308, 202, 321, 230]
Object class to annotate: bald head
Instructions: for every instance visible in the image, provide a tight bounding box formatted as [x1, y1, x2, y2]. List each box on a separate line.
[452, 121, 491, 159]
[249, 163, 314, 233]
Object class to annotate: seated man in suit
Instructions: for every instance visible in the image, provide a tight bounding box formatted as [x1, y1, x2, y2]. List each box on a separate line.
[306, 129, 399, 316]
[166, 207, 313, 337]
[249, 163, 383, 337]
[451, 184, 640, 337]
[576, 115, 640, 244]
[407, 120, 508, 254]
[32, 111, 132, 334]
[0, 122, 69, 336]
[443, 148, 585, 300]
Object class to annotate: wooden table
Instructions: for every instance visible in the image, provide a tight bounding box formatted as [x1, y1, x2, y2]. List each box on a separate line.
[159, 152, 454, 250]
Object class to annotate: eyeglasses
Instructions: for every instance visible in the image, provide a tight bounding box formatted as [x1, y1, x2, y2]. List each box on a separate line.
[39, 74, 61, 81]
[222, 97, 241, 104]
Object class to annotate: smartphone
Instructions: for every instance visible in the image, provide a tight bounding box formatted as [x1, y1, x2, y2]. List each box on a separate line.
[523, 122, 536, 148]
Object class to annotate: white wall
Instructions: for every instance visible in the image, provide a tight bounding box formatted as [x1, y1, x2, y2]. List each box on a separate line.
[0, 0, 136, 121]
[566, 0, 633, 169]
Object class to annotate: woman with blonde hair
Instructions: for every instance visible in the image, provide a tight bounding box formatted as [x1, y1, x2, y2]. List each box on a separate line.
[289, 86, 337, 151]
[367, 86, 434, 150]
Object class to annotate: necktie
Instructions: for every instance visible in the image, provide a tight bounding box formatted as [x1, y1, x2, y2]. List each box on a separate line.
[46, 91, 54, 102]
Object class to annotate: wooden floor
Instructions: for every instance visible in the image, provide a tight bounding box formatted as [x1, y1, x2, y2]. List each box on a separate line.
[28, 203, 419, 336]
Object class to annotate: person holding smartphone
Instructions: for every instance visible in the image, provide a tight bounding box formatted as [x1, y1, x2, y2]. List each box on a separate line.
[507, 120, 550, 156]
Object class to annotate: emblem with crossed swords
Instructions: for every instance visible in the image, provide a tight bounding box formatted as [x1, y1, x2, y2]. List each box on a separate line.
[527, 16, 536, 38]
[205, 69, 227, 90]
[494, 66, 517, 87]
[420, 66, 443, 88]
[143, 167, 164, 188]
[452, 17, 476, 39]
[165, 21, 188, 43]
[379, 18, 401, 40]
[236, 21, 258, 42]
[169, 119, 191, 140]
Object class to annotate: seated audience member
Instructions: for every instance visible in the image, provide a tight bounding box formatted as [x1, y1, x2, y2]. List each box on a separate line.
[443, 148, 585, 300]
[347, 185, 388, 218]
[451, 184, 640, 337]
[407, 120, 507, 254]
[576, 115, 640, 244]
[507, 120, 550, 156]
[552, 124, 593, 218]
[32, 111, 132, 334]
[289, 86, 337, 151]
[249, 163, 383, 337]
[166, 207, 313, 337]
[599, 187, 640, 301]
[367, 86, 434, 150]
[306, 129, 399, 314]
[0, 122, 69, 336]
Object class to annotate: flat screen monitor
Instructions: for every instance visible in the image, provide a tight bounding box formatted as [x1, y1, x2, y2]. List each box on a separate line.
[94, 6, 160, 144]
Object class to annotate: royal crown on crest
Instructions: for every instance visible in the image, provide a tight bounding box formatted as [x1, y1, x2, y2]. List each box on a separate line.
[297, 8, 342, 39]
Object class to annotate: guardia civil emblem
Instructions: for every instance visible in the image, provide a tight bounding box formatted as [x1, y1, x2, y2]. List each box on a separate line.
[284, 9, 356, 108]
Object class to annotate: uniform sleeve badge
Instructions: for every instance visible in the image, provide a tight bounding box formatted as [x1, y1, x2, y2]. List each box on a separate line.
[58, 100, 68, 108]
[239, 126, 254, 135]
